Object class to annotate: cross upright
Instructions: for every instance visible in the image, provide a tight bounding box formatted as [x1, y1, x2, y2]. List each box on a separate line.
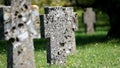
[83, 7, 96, 34]
[0, 0, 40, 68]
[40, 6, 78, 64]
[63, 7, 78, 55]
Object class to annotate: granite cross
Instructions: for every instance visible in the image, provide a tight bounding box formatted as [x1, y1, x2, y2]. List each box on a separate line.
[40, 6, 78, 64]
[0, 0, 40, 67]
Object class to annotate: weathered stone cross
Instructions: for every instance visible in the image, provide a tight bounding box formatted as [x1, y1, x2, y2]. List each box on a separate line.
[1, 1, 78, 66]
[0, 0, 40, 68]
[40, 6, 78, 64]
[83, 7, 96, 34]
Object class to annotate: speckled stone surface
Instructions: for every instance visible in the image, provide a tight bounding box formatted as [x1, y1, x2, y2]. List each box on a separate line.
[0, 5, 40, 40]
[0, 6, 11, 40]
[40, 6, 78, 64]
[63, 7, 78, 55]
[0, 0, 41, 68]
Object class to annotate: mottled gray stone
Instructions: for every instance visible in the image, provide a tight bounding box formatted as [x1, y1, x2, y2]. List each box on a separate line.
[0, 1, 41, 68]
[0, 5, 40, 40]
[83, 8, 96, 34]
[0, 4, 40, 68]
[63, 7, 78, 55]
[40, 6, 78, 64]
[0, 0, 41, 68]
[2, 6, 11, 40]
[0, 6, 11, 40]
[31, 5, 41, 39]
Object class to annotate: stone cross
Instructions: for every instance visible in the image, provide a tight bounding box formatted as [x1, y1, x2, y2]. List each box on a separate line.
[40, 6, 78, 64]
[0, 0, 40, 68]
[83, 8, 96, 34]
[64, 7, 78, 55]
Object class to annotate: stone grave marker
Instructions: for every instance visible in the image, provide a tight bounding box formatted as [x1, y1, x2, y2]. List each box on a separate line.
[83, 7, 96, 33]
[0, 0, 40, 68]
[64, 7, 78, 55]
[40, 6, 78, 64]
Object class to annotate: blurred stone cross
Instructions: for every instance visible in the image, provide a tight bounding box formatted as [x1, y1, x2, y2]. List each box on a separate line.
[83, 7, 96, 34]
[40, 6, 78, 64]
[0, 0, 40, 68]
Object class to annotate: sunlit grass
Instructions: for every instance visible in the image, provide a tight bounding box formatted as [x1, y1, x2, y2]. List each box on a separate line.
[1, 26, 120, 68]
[0, 54, 7, 68]
[0, 10, 119, 68]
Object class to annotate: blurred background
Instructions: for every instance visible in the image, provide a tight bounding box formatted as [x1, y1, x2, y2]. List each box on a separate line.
[0, 0, 110, 35]
[1, 0, 120, 68]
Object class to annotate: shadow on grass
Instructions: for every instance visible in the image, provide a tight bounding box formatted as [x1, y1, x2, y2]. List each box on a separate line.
[34, 34, 108, 50]
[0, 41, 7, 54]
[0, 34, 108, 52]
[1, 33, 119, 52]
[75, 25, 110, 47]
[0, 39, 47, 54]
[33, 38, 47, 51]
[76, 34, 107, 47]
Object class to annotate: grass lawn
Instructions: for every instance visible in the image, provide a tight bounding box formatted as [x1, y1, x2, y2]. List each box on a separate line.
[0, 10, 120, 68]
[0, 26, 120, 68]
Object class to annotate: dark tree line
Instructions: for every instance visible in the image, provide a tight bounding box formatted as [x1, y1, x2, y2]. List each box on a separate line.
[94, 0, 120, 38]
[2, 0, 120, 38]
[70, 0, 120, 38]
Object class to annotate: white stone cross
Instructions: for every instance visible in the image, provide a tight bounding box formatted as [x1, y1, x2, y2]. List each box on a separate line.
[0, 0, 40, 68]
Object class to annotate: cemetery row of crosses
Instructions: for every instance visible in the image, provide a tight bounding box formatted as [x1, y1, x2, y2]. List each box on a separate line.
[0, 0, 78, 68]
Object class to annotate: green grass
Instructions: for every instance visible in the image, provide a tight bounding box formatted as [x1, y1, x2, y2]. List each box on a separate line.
[0, 41, 7, 68]
[0, 10, 120, 68]
[0, 27, 120, 68]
